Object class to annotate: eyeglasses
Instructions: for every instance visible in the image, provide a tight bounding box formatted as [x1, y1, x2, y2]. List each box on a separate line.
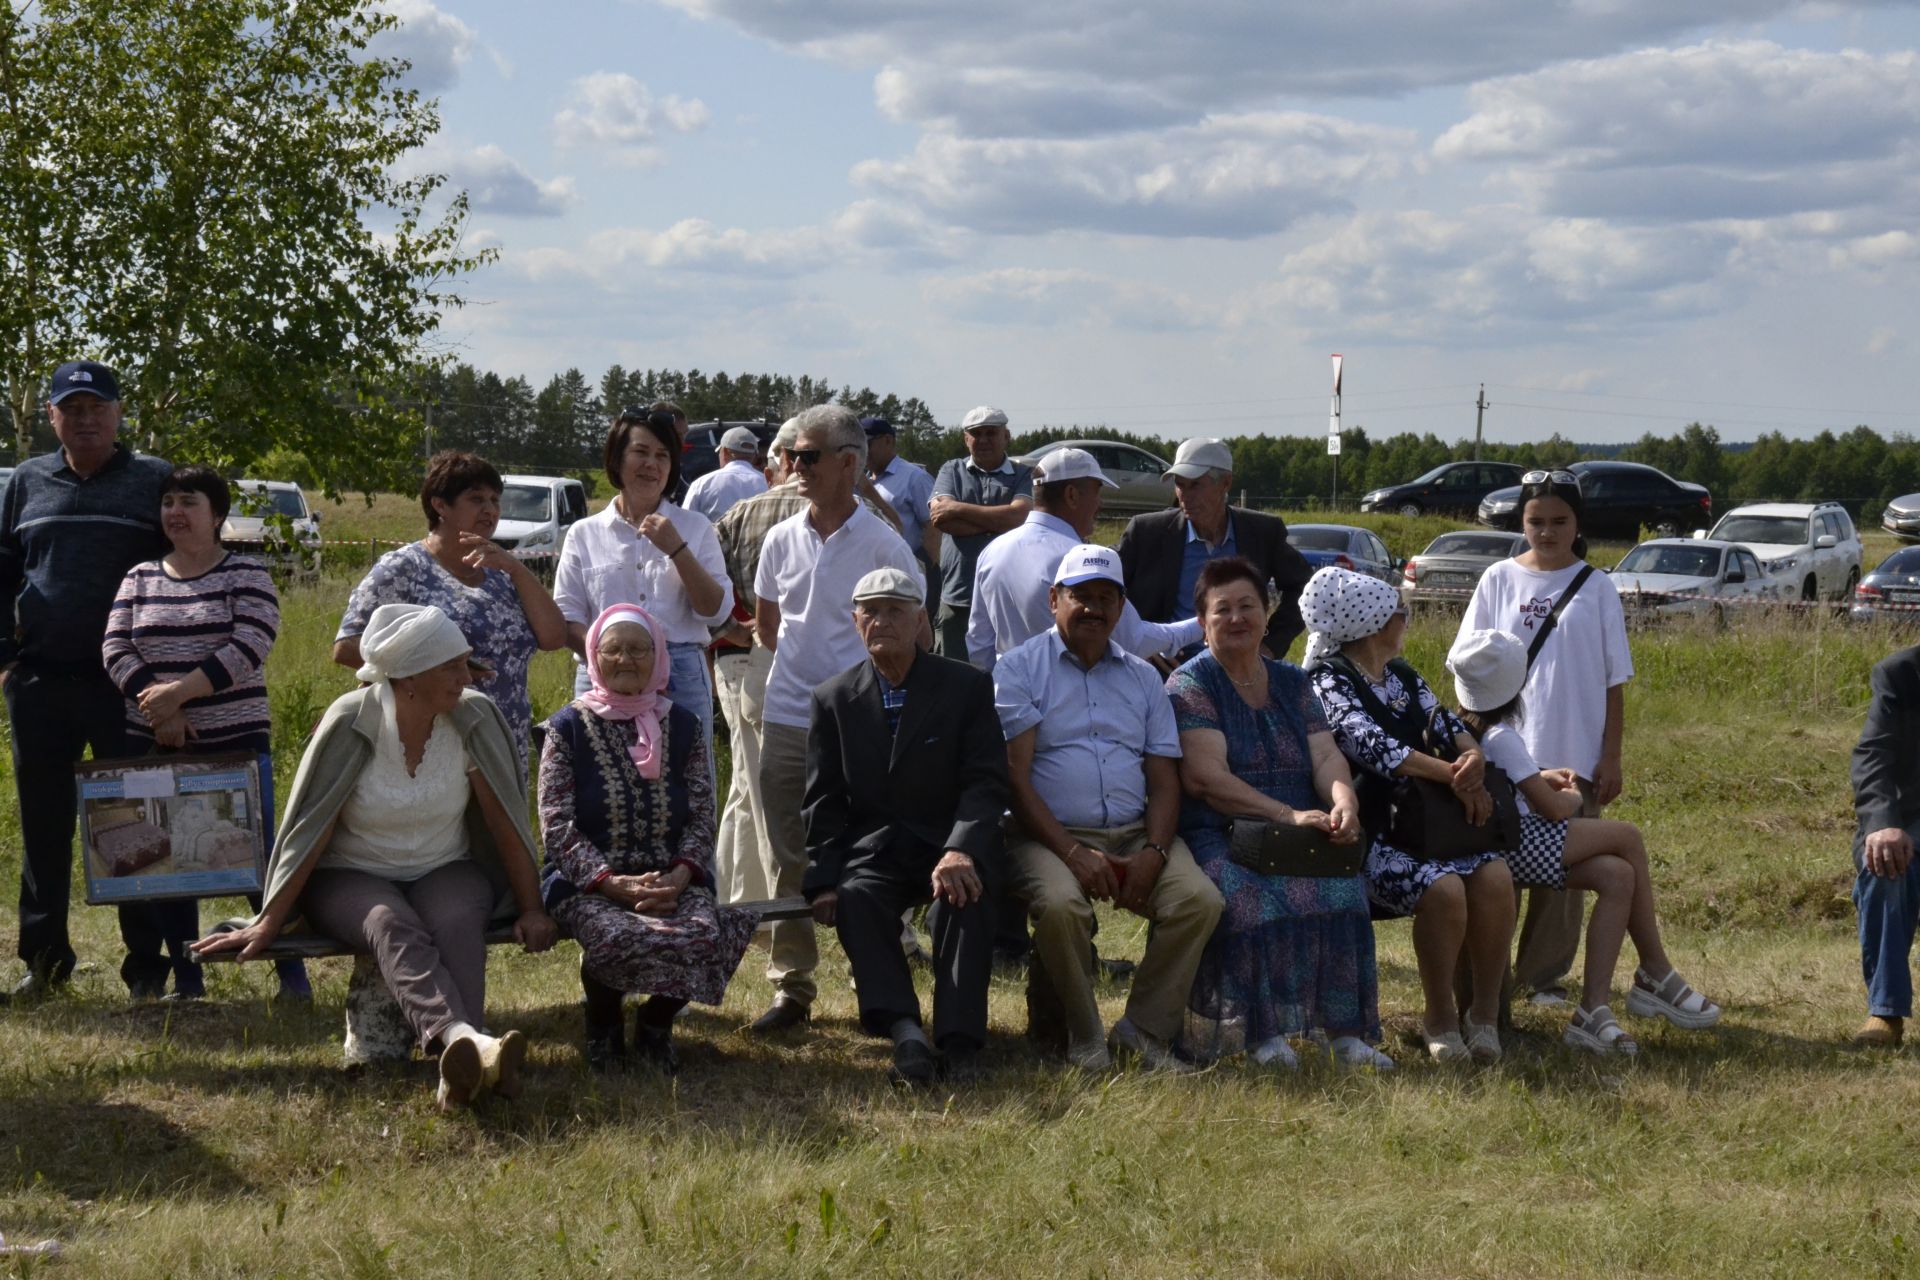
[782, 444, 855, 468]
[1520, 469, 1579, 486]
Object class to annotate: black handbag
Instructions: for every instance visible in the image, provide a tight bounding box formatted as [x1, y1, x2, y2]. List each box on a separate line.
[1321, 655, 1521, 861]
[1227, 817, 1366, 878]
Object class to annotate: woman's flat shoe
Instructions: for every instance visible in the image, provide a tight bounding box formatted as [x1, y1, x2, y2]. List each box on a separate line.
[1462, 1015, 1502, 1063]
[1331, 1036, 1394, 1071]
[1626, 967, 1721, 1029]
[1425, 1030, 1469, 1063]
[481, 1030, 529, 1100]
[437, 1035, 485, 1110]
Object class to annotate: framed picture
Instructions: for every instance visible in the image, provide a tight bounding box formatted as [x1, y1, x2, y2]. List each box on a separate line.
[78, 753, 266, 904]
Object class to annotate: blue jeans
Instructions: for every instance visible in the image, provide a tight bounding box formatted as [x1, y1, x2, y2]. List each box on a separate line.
[1855, 854, 1920, 1017]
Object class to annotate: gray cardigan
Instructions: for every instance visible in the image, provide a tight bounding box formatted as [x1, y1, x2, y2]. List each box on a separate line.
[250, 685, 537, 931]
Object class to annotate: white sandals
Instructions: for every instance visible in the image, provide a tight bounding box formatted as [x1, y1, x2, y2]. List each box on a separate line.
[1563, 1004, 1638, 1057]
[1626, 967, 1722, 1030]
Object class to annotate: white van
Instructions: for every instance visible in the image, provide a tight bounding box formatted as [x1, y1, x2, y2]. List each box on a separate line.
[494, 474, 590, 567]
[223, 479, 323, 573]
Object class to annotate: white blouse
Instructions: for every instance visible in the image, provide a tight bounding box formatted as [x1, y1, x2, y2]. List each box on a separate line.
[552, 498, 733, 646]
[324, 702, 473, 879]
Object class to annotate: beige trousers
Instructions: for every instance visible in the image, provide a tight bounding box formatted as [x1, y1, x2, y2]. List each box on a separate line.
[758, 720, 818, 1005]
[1006, 823, 1223, 1051]
[713, 646, 775, 906]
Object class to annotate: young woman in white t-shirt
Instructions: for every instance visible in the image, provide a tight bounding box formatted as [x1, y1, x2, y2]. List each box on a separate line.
[1449, 629, 1720, 1056]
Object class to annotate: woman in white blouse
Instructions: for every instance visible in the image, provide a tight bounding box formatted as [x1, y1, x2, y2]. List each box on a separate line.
[555, 405, 732, 749]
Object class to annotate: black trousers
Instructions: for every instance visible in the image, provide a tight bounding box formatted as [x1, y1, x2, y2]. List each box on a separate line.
[835, 848, 994, 1051]
[5, 664, 188, 988]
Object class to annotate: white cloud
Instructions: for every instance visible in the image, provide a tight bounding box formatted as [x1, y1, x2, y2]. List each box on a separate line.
[1867, 327, 1900, 356]
[664, 1, 1906, 134]
[1436, 41, 1920, 225]
[552, 73, 711, 164]
[369, 0, 476, 92]
[438, 145, 576, 218]
[922, 268, 1211, 332]
[1829, 230, 1919, 270]
[854, 112, 1417, 239]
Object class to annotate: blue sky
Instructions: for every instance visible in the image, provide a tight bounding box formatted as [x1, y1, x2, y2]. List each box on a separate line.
[380, 1, 1920, 446]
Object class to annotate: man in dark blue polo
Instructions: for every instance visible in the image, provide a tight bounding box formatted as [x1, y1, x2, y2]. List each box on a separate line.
[0, 361, 175, 1002]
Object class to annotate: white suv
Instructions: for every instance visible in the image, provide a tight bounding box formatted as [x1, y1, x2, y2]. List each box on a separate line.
[1702, 501, 1862, 602]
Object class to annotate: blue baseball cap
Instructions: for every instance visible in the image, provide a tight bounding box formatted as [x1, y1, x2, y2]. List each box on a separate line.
[49, 360, 121, 405]
[860, 416, 895, 437]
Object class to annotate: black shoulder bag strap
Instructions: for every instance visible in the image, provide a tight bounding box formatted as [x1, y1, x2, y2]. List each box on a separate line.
[1319, 654, 1433, 753]
[1526, 564, 1597, 670]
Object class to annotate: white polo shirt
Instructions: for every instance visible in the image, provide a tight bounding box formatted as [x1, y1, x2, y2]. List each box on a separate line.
[553, 498, 733, 646]
[755, 503, 920, 729]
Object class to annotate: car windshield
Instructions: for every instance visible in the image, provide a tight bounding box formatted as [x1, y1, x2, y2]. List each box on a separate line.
[1618, 545, 1721, 578]
[1713, 515, 1809, 545]
[1289, 528, 1352, 551]
[237, 487, 306, 519]
[501, 485, 551, 522]
[1424, 534, 1517, 557]
[1410, 464, 1452, 485]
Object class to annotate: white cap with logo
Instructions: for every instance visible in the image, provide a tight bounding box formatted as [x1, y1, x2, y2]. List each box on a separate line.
[1052, 544, 1126, 589]
[1033, 447, 1118, 488]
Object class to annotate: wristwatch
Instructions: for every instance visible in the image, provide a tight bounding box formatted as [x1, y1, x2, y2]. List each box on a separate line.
[1141, 842, 1169, 861]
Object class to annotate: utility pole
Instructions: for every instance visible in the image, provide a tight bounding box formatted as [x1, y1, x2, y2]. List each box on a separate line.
[1473, 383, 1488, 460]
[424, 400, 435, 458]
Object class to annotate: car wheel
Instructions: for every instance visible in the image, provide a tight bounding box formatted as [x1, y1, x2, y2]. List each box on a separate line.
[1397, 501, 1422, 517]
[1652, 519, 1680, 538]
[1802, 576, 1818, 603]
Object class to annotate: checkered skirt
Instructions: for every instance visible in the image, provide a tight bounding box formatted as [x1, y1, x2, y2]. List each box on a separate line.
[1508, 813, 1569, 890]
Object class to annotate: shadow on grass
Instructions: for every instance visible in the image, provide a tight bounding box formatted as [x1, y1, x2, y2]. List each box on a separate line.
[2, 1094, 250, 1200]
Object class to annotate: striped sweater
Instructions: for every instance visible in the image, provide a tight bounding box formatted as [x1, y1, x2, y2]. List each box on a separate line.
[102, 554, 278, 753]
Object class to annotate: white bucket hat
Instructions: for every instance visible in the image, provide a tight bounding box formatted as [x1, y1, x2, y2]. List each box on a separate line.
[1447, 628, 1529, 712]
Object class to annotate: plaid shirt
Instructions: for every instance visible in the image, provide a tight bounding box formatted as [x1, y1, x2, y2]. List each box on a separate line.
[715, 478, 904, 614]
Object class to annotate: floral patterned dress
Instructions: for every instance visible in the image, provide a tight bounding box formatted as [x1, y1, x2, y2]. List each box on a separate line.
[1310, 659, 1505, 917]
[538, 701, 755, 1004]
[337, 542, 539, 769]
[1167, 652, 1380, 1058]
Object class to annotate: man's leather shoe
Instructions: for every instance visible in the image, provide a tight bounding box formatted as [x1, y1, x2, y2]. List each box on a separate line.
[888, 1036, 937, 1087]
[4, 965, 72, 1006]
[1853, 1015, 1904, 1048]
[746, 997, 810, 1035]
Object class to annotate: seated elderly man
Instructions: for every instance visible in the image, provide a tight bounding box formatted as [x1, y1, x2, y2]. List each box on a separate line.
[994, 545, 1224, 1070]
[803, 567, 1009, 1084]
[1852, 640, 1920, 1047]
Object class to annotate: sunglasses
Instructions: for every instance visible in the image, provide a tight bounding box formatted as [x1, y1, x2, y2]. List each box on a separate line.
[782, 444, 854, 467]
[1520, 469, 1579, 486]
[617, 405, 677, 431]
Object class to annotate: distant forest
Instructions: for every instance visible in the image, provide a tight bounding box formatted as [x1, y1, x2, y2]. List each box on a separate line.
[27, 361, 1913, 515]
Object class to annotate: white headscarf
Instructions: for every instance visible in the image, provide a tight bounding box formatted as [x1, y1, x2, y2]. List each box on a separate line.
[1299, 566, 1404, 668]
[355, 603, 475, 684]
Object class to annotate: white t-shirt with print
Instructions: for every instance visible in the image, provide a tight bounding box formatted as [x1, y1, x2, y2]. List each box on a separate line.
[1480, 722, 1543, 817]
[1460, 558, 1632, 780]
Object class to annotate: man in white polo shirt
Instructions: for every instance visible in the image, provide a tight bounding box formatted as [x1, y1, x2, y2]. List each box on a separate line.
[684, 425, 768, 522]
[750, 404, 922, 1033]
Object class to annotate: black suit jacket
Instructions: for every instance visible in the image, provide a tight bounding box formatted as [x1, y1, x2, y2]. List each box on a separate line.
[802, 650, 1009, 898]
[1853, 645, 1920, 863]
[1117, 507, 1312, 658]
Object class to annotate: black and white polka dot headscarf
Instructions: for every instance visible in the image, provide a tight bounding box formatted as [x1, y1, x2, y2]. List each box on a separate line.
[1299, 566, 1402, 668]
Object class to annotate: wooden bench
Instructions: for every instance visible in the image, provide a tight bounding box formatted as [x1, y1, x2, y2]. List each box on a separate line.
[202, 895, 813, 1064]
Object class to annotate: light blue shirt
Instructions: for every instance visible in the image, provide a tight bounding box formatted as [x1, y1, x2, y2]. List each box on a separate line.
[1173, 517, 1238, 623]
[993, 628, 1181, 829]
[684, 458, 768, 523]
[869, 457, 933, 553]
[966, 511, 1203, 671]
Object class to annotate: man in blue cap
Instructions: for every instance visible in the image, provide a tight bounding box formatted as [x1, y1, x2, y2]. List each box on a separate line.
[0, 361, 178, 1002]
[862, 416, 939, 598]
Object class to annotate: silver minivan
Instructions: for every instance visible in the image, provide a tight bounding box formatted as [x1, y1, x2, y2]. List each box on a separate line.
[494, 474, 590, 567]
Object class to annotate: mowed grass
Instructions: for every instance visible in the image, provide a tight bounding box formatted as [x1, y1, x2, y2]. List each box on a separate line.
[4, 506, 1920, 1276]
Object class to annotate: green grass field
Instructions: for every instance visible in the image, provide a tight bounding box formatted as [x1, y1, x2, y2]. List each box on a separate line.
[2, 500, 1917, 1277]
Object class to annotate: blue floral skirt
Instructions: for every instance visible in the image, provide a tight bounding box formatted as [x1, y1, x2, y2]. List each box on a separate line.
[1363, 838, 1506, 918]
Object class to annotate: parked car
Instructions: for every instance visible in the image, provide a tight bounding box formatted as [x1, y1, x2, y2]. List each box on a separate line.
[222, 480, 321, 573]
[1610, 538, 1777, 624]
[1400, 530, 1528, 608]
[681, 420, 779, 492]
[1360, 461, 1526, 518]
[1853, 546, 1920, 624]
[492, 473, 590, 567]
[1702, 501, 1861, 603]
[1478, 460, 1712, 540]
[1012, 439, 1177, 515]
[1286, 524, 1399, 583]
[1882, 494, 1920, 541]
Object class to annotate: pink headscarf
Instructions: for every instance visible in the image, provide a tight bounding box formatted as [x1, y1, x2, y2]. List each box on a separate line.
[580, 603, 674, 779]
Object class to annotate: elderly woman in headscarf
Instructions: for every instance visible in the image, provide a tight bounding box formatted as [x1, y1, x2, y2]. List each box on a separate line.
[538, 603, 757, 1074]
[1302, 567, 1517, 1064]
[194, 603, 557, 1109]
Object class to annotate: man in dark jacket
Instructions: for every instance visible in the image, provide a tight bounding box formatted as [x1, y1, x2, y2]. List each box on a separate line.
[0, 361, 175, 1002]
[803, 566, 1008, 1083]
[1851, 643, 1920, 1047]
[1117, 437, 1311, 659]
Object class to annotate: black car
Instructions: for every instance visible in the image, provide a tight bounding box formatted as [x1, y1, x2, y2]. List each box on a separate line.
[1359, 461, 1526, 517]
[1477, 460, 1712, 540]
[679, 420, 780, 497]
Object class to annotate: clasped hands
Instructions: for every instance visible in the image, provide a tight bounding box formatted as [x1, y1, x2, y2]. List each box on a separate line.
[1063, 841, 1169, 913]
[597, 864, 693, 915]
[136, 681, 196, 749]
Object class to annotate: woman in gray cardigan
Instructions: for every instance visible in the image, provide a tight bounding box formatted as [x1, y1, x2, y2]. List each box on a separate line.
[195, 604, 557, 1109]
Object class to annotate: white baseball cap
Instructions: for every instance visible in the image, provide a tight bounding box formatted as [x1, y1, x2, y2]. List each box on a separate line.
[961, 405, 1009, 432]
[1033, 447, 1117, 488]
[1052, 544, 1125, 589]
[1166, 437, 1234, 480]
[719, 426, 762, 453]
[1447, 629, 1529, 712]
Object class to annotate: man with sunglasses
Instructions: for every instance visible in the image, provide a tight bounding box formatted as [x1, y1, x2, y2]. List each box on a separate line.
[929, 407, 1033, 661]
[749, 405, 924, 1034]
